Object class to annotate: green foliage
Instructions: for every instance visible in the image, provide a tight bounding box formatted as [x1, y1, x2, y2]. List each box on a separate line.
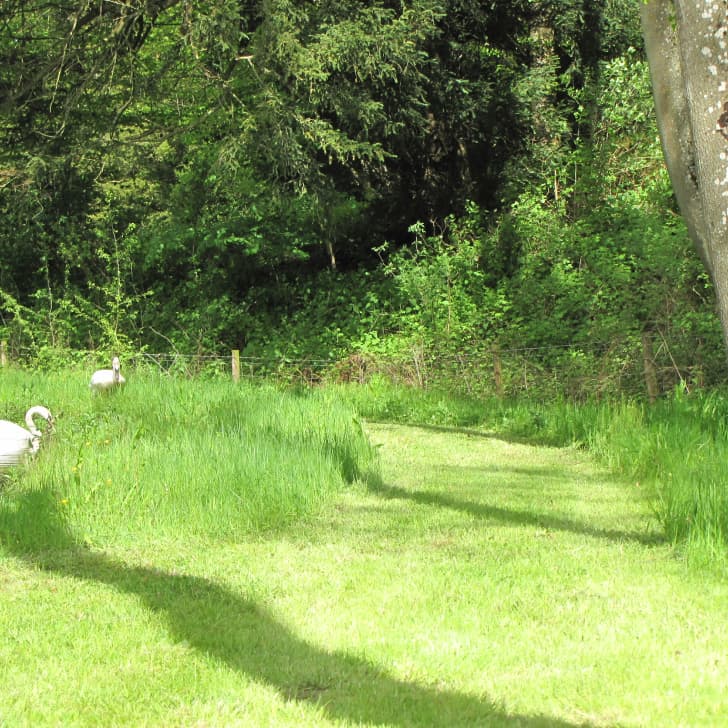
[0, 3, 724, 401]
[579, 389, 728, 565]
[240, 267, 397, 361]
[3, 0, 728, 575]
[383, 219, 490, 345]
[332, 375, 490, 427]
[358, 50, 722, 396]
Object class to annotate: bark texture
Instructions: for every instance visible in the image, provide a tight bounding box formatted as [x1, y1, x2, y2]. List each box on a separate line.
[642, 0, 728, 348]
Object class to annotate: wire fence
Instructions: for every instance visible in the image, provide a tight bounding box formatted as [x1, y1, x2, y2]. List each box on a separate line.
[2, 332, 724, 401]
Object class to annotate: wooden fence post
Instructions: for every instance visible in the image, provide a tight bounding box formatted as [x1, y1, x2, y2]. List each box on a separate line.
[231, 349, 240, 382]
[492, 345, 504, 398]
[641, 331, 658, 403]
[0, 340, 6, 368]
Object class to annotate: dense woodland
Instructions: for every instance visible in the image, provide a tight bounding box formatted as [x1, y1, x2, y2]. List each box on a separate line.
[1, 0, 724, 397]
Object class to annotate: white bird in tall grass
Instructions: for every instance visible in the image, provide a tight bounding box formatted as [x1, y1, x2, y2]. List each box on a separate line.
[90, 356, 126, 393]
[0, 406, 55, 469]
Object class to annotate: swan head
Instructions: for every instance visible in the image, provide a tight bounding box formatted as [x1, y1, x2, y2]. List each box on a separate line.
[112, 356, 121, 381]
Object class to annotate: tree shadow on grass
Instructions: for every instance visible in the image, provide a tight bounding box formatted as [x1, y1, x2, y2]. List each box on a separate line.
[367, 421, 564, 447]
[0, 488, 596, 728]
[367, 479, 664, 547]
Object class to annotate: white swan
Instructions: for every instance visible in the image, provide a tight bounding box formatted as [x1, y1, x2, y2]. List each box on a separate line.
[90, 356, 126, 393]
[0, 405, 55, 468]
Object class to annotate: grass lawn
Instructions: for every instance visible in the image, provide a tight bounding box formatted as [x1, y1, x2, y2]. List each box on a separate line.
[2, 420, 728, 726]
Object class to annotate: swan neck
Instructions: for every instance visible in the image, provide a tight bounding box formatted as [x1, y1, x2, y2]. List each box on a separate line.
[25, 407, 49, 438]
[26, 423, 41, 437]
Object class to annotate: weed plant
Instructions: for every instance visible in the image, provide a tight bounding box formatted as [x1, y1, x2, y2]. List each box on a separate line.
[0, 368, 378, 548]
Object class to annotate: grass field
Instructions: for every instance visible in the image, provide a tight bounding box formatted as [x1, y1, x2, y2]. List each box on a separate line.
[1, 372, 728, 725]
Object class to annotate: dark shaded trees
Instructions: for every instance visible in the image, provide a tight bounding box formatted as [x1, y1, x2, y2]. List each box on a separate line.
[1, 0, 700, 374]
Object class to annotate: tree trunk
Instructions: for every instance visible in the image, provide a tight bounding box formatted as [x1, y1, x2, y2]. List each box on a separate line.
[641, 0, 728, 354]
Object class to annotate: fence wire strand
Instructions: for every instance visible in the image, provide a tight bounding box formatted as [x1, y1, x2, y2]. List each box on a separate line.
[1, 335, 725, 400]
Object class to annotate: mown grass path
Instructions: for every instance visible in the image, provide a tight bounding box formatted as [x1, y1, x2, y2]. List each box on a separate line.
[353, 424, 728, 727]
[2, 422, 728, 726]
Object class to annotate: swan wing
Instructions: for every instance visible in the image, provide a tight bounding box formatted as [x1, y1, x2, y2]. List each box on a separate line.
[90, 369, 113, 387]
[90, 368, 125, 390]
[0, 421, 33, 467]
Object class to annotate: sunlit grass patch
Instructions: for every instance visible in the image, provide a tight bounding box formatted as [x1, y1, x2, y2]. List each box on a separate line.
[334, 378, 728, 566]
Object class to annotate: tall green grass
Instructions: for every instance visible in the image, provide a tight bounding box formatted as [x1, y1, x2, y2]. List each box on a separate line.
[589, 390, 728, 562]
[334, 377, 728, 567]
[0, 369, 378, 549]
